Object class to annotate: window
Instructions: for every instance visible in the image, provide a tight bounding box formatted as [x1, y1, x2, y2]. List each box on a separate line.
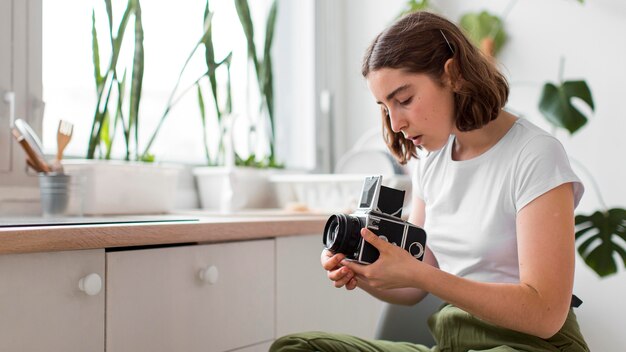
[42, 0, 315, 167]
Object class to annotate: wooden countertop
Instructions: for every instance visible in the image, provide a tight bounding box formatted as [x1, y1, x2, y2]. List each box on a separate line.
[0, 211, 328, 254]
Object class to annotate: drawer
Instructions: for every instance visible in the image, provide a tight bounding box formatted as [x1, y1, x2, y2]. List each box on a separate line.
[0, 249, 105, 352]
[106, 239, 275, 352]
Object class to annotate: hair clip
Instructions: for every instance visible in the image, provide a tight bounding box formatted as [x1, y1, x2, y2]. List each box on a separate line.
[440, 29, 454, 55]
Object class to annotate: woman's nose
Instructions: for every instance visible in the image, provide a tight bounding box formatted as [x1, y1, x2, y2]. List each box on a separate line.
[388, 110, 407, 134]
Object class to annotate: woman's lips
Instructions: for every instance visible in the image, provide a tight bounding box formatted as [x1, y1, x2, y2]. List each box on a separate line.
[409, 135, 423, 146]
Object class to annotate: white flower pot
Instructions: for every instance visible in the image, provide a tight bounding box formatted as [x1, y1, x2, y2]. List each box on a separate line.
[193, 166, 278, 212]
[62, 160, 181, 215]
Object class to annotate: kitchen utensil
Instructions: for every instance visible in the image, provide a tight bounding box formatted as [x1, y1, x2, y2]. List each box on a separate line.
[14, 118, 45, 158]
[13, 118, 50, 172]
[51, 120, 73, 172]
[11, 128, 50, 173]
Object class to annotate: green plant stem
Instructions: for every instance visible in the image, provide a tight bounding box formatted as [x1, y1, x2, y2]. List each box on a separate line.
[88, 73, 116, 158]
[140, 19, 214, 159]
[140, 72, 208, 159]
[558, 56, 565, 83]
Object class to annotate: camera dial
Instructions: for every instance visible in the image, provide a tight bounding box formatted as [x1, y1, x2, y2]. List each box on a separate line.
[408, 242, 425, 259]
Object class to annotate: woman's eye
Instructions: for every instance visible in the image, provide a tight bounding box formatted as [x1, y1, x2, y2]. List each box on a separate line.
[399, 97, 413, 106]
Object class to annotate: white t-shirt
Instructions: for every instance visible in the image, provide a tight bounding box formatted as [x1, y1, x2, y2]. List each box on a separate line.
[413, 118, 584, 284]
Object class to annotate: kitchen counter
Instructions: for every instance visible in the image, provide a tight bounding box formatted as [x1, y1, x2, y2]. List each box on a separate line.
[0, 211, 328, 254]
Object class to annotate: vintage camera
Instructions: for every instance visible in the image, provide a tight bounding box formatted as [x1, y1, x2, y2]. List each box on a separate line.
[322, 175, 427, 264]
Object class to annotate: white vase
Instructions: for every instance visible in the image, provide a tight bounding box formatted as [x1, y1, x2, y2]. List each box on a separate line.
[62, 160, 181, 215]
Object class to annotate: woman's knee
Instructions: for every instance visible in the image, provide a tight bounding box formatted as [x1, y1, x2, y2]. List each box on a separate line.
[270, 332, 324, 352]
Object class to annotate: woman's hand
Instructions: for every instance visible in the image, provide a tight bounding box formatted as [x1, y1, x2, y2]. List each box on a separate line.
[321, 248, 358, 290]
[340, 228, 422, 290]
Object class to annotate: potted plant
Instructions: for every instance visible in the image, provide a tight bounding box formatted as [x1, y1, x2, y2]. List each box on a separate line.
[192, 0, 281, 212]
[63, 0, 181, 215]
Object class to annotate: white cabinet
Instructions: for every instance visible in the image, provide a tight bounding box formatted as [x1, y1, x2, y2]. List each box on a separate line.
[106, 239, 275, 352]
[276, 234, 383, 338]
[0, 249, 105, 352]
[0, 233, 384, 351]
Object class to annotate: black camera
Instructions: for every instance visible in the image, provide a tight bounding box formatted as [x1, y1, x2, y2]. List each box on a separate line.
[322, 175, 427, 264]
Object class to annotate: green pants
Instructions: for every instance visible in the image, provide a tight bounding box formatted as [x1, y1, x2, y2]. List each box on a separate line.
[270, 304, 589, 352]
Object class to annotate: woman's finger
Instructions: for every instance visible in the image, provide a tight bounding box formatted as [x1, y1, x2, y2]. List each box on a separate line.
[345, 278, 358, 290]
[333, 269, 354, 288]
[322, 252, 346, 271]
[327, 266, 352, 281]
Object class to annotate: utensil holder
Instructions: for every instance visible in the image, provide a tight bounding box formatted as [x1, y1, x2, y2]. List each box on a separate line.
[38, 173, 84, 217]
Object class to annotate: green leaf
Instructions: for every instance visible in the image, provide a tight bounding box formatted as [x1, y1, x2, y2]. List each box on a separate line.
[141, 4, 213, 159]
[91, 11, 103, 89]
[262, 0, 277, 151]
[128, 0, 145, 160]
[398, 0, 430, 17]
[575, 208, 626, 277]
[104, 0, 113, 39]
[196, 83, 213, 165]
[201, 1, 222, 122]
[459, 11, 506, 56]
[538, 80, 594, 134]
[234, 0, 259, 72]
[140, 153, 155, 163]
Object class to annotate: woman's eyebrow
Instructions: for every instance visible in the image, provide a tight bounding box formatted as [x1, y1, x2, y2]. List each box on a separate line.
[377, 84, 411, 104]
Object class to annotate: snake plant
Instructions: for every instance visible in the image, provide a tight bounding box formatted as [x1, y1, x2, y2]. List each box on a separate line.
[234, 0, 280, 168]
[196, 0, 233, 166]
[89, 0, 144, 161]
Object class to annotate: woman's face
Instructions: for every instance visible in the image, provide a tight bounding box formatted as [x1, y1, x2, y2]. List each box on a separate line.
[366, 67, 456, 152]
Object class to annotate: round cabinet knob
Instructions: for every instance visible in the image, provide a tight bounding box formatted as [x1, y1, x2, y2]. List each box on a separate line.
[198, 265, 219, 285]
[78, 273, 103, 296]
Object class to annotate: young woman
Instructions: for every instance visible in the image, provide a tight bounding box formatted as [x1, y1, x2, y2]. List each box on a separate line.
[271, 11, 589, 352]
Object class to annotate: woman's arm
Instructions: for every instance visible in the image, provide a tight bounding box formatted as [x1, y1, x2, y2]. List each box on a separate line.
[342, 183, 576, 338]
[323, 197, 439, 306]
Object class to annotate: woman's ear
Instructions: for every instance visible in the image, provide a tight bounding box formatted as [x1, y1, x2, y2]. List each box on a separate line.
[443, 58, 462, 91]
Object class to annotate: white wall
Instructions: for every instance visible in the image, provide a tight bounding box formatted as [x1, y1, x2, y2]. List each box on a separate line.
[333, 0, 626, 350]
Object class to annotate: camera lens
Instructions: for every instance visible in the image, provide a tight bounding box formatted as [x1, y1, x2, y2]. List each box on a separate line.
[323, 214, 362, 256]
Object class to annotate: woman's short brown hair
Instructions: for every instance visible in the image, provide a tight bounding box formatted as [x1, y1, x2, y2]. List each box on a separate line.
[362, 11, 509, 164]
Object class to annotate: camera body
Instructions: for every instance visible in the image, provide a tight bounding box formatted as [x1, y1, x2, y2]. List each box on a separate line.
[323, 175, 427, 264]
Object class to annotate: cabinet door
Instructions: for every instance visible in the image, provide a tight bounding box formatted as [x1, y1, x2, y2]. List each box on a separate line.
[106, 239, 275, 352]
[0, 249, 105, 352]
[276, 234, 383, 338]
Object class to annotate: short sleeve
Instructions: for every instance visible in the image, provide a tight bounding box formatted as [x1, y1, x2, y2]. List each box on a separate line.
[412, 158, 425, 201]
[514, 135, 584, 212]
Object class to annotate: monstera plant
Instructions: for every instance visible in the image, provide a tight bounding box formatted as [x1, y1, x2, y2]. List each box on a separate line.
[538, 61, 626, 278]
